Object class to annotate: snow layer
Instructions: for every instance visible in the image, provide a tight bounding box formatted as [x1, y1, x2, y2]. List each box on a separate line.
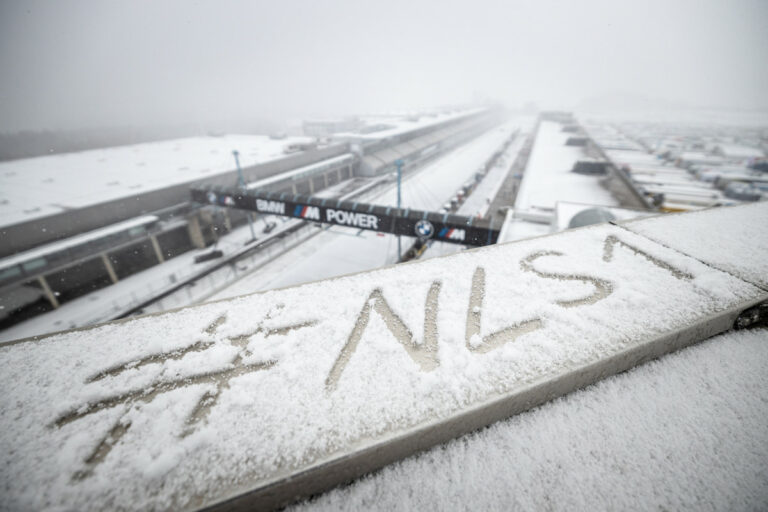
[422, 120, 533, 260]
[0, 135, 312, 228]
[0, 214, 763, 510]
[334, 108, 486, 142]
[496, 215, 551, 244]
[499, 120, 620, 244]
[605, 149, 662, 167]
[515, 121, 618, 211]
[291, 327, 768, 511]
[554, 201, 654, 231]
[622, 201, 768, 289]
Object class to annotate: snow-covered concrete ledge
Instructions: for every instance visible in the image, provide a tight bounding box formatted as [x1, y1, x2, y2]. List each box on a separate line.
[1, 203, 766, 511]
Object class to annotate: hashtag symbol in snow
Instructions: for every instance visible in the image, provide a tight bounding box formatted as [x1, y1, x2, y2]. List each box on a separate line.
[53, 306, 316, 480]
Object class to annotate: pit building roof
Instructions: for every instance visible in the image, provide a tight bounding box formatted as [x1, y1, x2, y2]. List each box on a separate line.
[0, 134, 314, 229]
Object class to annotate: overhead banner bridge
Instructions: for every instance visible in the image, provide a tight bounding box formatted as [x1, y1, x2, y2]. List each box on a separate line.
[191, 186, 501, 247]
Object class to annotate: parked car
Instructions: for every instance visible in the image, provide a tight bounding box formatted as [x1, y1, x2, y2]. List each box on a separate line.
[724, 182, 762, 201]
[263, 221, 277, 234]
[194, 249, 224, 263]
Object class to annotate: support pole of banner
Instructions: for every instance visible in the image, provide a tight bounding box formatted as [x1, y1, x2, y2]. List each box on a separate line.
[233, 150, 257, 243]
[395, 159, 404, 261]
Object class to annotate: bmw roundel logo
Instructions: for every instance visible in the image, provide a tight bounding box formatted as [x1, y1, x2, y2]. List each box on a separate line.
[415, 219, 434, 239]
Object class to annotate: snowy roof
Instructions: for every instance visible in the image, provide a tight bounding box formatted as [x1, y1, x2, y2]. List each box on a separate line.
[1, 202, 766, 510]
[333, 108, 487, 142]
[0, 215, 158, 272]
[245, 153, 354, 190]
[593, 138, 644, 151]
[514, 121, 618, 212]
[605, 149, 662, 167]
[714, 144, 765, 159]
[625, 164, 686, 174]
[630, 174, 712, 189]
[498, 119, 635, 243]
[496, 213, 552, 243]
[677, 151, 725, 165]
[0, 135, 314, 229]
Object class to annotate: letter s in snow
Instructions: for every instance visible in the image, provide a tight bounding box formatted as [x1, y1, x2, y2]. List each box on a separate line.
[520, 250, 613, 308]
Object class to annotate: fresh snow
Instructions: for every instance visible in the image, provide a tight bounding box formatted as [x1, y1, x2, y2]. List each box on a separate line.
[0, 209, 764, 510]
[421, 120, 533, 260]
[498, 119, 625, 245]
[622, 201, 768, 289]
[553, 201, 654, 232]
[0, 134, 314, 229]
[515, 120, 618, 212]
[290, 327, 768, 511]
[334, 108, 487, 142]
[496, 215, 552, 243]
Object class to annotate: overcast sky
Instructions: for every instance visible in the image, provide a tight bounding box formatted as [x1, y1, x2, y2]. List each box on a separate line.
[1, 0, 766, 132]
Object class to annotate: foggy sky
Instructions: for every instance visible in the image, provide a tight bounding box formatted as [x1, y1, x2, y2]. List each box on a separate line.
[1, 0, 767, 132]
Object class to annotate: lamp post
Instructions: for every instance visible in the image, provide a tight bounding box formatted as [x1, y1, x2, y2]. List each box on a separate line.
[233, 150, 257, 242]
[395, 159, 404, 261]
